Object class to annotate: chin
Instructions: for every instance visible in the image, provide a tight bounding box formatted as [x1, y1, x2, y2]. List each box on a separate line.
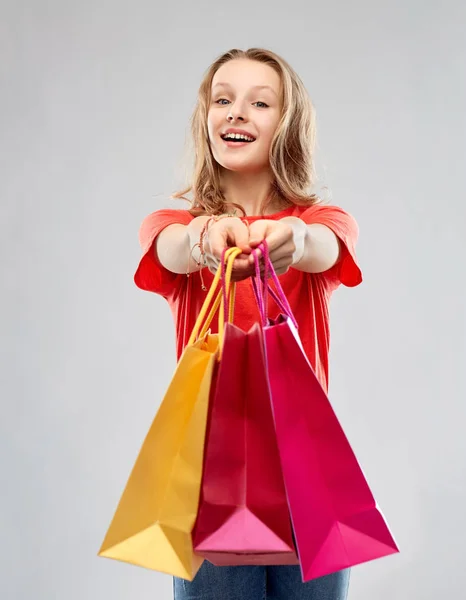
[217, 157, 267, 174]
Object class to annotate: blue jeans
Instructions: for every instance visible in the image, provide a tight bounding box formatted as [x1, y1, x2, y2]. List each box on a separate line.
[173, 562, 350, 600]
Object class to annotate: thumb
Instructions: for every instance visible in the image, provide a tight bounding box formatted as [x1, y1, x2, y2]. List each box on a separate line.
[206, 225, 228, 259]
[248, 222, 271, 247]
[227, 221, 251, 253]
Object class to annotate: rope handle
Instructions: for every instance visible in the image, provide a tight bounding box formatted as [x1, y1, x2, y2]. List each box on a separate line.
[251, 241, 298, 329]
[188, 247, 242, 346]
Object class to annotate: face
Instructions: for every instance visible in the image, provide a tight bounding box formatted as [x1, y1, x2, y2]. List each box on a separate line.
[207, 59, 283, 174]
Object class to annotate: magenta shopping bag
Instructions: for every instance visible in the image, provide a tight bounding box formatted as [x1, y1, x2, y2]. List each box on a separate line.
[251, 244, 399, 582]
[193, 249, 298, 566]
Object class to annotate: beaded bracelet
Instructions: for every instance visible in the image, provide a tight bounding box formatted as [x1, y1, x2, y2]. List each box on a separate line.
[186, 241, 207, 291]
[186, 217, 214, 291]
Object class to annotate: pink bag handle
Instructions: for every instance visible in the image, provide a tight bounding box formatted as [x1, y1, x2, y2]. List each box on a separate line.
[220, 246, 273, 324]
[251, 242, 298, 329]
[252, 246, 274, 322]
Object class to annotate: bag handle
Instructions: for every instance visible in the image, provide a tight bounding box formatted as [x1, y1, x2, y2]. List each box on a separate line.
[251, 241, 298, 329]
[219, 246, 238, 335]
[188, 247, 242, 346]
[199, 247, 241, 344]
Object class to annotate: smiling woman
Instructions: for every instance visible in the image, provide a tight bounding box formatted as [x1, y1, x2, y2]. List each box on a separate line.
[133, 47, 362, 600]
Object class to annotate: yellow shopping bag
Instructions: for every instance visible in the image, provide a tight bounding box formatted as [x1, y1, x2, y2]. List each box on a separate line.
[98, 248, 242, 580]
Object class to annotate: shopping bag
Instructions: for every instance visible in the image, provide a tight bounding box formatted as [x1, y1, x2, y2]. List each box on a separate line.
[253, 243, 399, 581]
[192, 248, 298, 566]
[98, 248, 241, 580]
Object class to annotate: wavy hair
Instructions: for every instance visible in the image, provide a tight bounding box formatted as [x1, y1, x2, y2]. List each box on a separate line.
[172, 47, 321, 216]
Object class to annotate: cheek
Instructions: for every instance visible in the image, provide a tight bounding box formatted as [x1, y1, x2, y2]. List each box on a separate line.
[256, 128, 275, 155]
[258, 115, 280, 145]
[207, 112, 220, 143]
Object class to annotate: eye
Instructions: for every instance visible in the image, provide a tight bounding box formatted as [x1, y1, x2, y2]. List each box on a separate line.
[215, 98, 230, 105]
[253, 101, 269, 108]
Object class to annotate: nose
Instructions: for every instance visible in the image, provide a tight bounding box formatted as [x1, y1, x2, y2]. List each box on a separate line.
[227, 109, 245, 123]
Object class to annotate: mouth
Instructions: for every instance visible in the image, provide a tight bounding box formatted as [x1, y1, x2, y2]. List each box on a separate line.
[220, 133, 256, 146]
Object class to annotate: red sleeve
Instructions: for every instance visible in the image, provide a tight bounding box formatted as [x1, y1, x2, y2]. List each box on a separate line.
[133, 209, 194, 297]
[299, 204, 363, 288]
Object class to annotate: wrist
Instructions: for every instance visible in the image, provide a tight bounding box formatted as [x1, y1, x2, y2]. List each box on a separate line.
[187, 216, 210, 248]
[281, 216, 308, 265]
[185, 216, 209, 270]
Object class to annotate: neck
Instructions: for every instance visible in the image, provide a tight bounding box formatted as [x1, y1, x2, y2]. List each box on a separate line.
[219, 168, 286, 216]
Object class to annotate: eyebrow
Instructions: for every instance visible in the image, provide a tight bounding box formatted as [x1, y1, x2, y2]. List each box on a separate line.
[212, 82, 278, 96]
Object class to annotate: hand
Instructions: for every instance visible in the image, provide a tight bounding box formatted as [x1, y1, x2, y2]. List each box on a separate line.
[247, 217, 306, 275]
[203, 217, 256, 282]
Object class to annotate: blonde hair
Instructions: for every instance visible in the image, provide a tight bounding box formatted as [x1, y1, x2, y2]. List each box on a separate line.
[172, 47, 321, 216]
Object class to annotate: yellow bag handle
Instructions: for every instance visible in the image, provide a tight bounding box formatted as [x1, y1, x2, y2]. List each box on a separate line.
[198, 247, 239, 340]
[218, 247, 239, 340]
[188, 247, 242, 347]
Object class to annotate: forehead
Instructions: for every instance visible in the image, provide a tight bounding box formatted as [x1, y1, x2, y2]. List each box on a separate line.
[211, 59, 281, 95]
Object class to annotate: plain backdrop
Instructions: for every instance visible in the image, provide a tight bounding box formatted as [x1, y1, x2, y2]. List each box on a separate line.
[1, 1, 465, 599]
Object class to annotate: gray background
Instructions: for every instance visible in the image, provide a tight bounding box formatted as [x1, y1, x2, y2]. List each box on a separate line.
[1, 1, 465, 599]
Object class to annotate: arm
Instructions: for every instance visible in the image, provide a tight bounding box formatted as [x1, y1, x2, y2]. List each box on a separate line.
[280, 216, 341, 273]
[247, 216, 341, 275]
[154, 215, 252, 280]
[154, 216, 210, 275]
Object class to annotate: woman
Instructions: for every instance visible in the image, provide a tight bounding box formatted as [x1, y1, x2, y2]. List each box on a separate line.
[135, 47, 362, 600]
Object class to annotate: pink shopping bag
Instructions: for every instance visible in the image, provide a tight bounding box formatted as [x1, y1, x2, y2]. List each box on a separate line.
[251, 244, 399, 582]
[192, 248, 298, 566]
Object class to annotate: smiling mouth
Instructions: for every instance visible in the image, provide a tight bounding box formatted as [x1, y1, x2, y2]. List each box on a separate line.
[220, 134, 256, 143]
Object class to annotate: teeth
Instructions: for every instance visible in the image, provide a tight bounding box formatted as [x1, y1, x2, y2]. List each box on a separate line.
[223, 133, 255, 142]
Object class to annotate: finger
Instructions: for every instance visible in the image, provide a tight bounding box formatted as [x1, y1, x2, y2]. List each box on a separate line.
[275, 265, 291, 276]
[269, 257, 293, 276]
[248, 238, 292, 266]
[268, 241, 296, 266]
[265, 227, 293, 253]
[247, 247, 262, 265]
[248, 222, 270, 248]
[251, 256, 288, 277]
[225, 221, 251, 252]
[232, 256, 256, 273]
[231, 270, 255, 282]
[233, 265, 256, 280]
[233, 255, 252, 270]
